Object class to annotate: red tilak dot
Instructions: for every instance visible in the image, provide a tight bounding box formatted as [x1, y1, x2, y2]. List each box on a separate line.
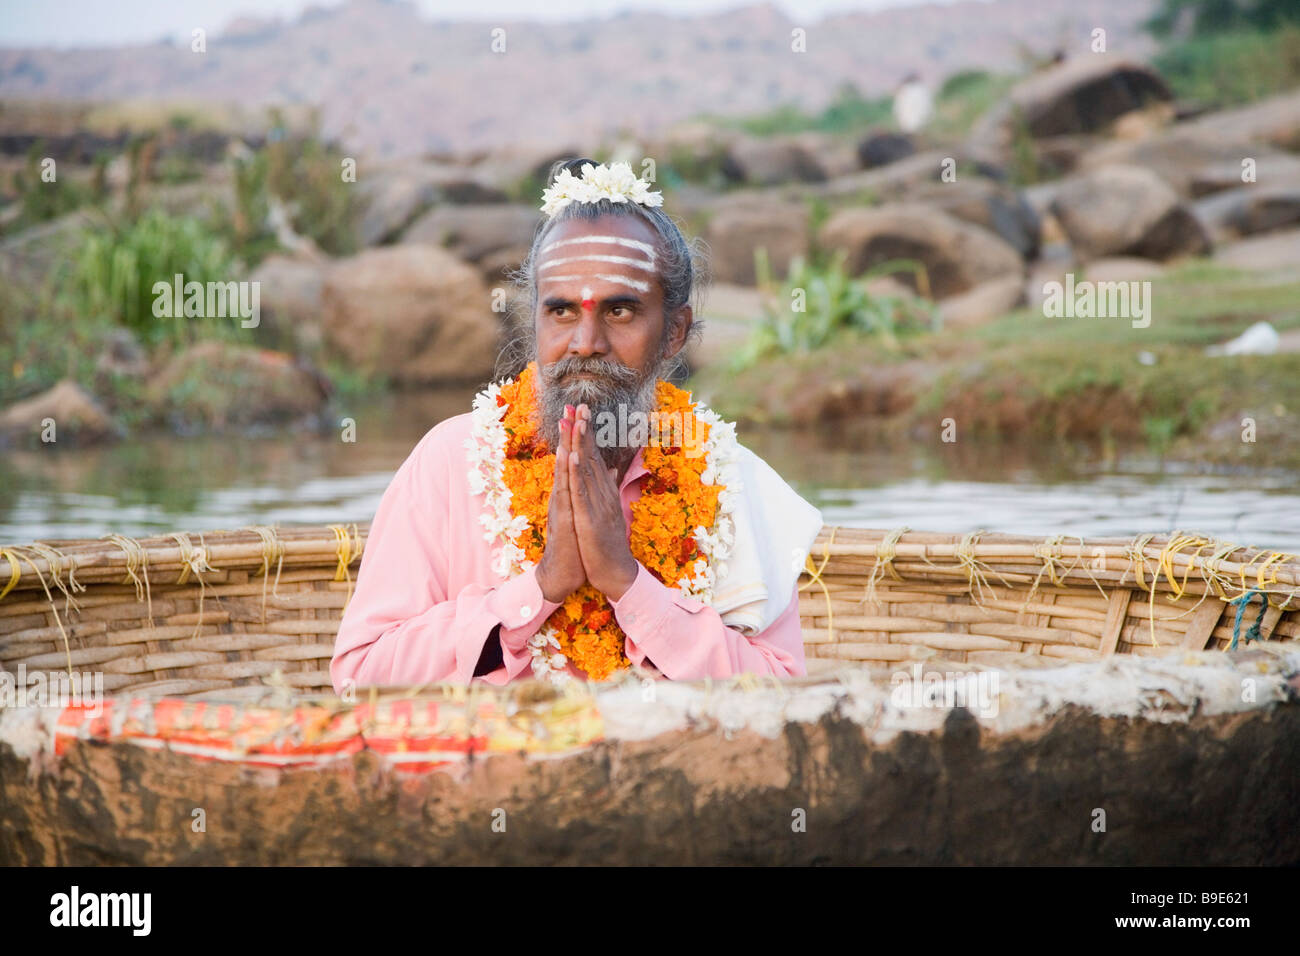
[581, 298, 595, 310]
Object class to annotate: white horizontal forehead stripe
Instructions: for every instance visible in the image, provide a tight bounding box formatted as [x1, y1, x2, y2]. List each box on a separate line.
[540, 273, 651, 293]
[538, 254, 656, 272]
[540, 234, 657, 259]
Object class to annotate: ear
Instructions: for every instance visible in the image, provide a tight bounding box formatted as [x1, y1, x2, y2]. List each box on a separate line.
[662, 305, 693, 360]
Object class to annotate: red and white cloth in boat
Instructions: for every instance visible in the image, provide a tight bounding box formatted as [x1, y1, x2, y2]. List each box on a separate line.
[47, 694, 604, 776]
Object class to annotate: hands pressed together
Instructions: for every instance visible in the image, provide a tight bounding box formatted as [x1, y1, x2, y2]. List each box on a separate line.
[534, 403, 640, 604]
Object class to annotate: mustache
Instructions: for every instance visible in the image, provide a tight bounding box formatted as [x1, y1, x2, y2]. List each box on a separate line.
[540, 355, 641, 389]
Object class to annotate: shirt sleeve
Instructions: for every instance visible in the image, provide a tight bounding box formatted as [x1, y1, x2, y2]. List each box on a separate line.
[609, 562, 806, 679]
[329, 426, 562, 692]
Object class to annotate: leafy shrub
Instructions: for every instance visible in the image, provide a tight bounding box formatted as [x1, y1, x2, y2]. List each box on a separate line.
[733, 249, 940, 369]
[1153, 26, 1300, 108]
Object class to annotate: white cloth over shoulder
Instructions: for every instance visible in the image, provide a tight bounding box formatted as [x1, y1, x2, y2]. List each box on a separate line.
[709, 444, 824, 636]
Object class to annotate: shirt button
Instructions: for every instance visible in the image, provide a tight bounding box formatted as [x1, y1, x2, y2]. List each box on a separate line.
[520, 605, 532, 622]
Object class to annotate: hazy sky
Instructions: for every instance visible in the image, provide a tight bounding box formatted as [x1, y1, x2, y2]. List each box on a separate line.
[0, 0, 964, 47]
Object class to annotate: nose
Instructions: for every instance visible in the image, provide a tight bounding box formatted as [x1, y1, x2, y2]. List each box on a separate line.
[568, 311, 609, 358]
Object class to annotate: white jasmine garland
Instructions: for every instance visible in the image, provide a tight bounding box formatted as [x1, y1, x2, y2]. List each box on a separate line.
[466, 376, 741, 685]
[540, 161, 665, 218]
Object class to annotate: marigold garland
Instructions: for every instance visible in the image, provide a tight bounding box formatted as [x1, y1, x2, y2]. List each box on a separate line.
[486, 361, 726, 682]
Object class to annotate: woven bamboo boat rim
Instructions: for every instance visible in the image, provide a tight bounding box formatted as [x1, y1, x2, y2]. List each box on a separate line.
[1, 523, 1298, 606]
[2, 522, 1297, 698]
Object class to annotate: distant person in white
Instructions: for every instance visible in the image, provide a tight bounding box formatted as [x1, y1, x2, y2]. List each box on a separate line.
[893, 73, 933, 134]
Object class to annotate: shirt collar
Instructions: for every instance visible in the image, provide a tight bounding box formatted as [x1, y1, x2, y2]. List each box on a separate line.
[620, 444, 649, 490]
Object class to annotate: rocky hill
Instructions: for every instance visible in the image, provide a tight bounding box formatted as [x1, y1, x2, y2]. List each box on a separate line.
[0, 0, 1157, 157]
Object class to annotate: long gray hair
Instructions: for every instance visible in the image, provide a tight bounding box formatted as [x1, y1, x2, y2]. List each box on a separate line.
[496, 157, 709, 382]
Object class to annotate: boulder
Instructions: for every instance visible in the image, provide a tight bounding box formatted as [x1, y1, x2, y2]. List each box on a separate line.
[0, 380, 117, 444]
[796, 132, 862, 178]
[1192, 181, 1300, 241]
[1112, 102, 1176, 140]
[723, 134, 827, 186]
[904, 179, 1041, 260]
[248, 254, 329, 351]
[1183, 89, 1300, 151]
[937, 274, 1024, 328]
[148, 342, 329, 432]
[469, 144, 585, 195]
[819, 204, 1024, 299]
[355, 162, 507, 247]
[401, 203, 540, 263]
[477, 245, 534, 288]
[1214, 227, 1300, 272]
[1189, 154, 1300, 197]
[646, 121, 738, 184]
[968, 56, 1172, 157]
[808, 151, 964, 203]
[856, 131, 916, 169]
[1080, 129, 1300, 197]
[320, 244, 499, 385]
[1049, 165, 1210, 261]
[703, 198, 810, 286]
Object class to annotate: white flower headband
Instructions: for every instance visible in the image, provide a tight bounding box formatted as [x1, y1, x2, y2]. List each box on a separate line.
[539, 160, 664, 218]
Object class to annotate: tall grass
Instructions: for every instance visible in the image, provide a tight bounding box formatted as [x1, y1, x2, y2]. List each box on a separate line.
[70, 208, 239, 348]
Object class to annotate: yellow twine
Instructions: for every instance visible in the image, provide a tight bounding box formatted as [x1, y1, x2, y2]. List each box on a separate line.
[244, 524, 285, 624]
[920, 529, 1010, 607]
[799, 525, 839, 647]
[329, 523, 363, 611]
[103, 533, 154, 629]
[170, 532, 216, 639]
[27, 542, 86, 624]
[4, 546, 74, 679]
[0, 548, 21, 603]
[1158, 532, 1213, 601]
[1012, 534, 1109, 646]
[863, 525, 910, 608]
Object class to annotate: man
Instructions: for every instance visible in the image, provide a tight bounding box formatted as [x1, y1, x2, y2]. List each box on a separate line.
[330, 158, 823, 691]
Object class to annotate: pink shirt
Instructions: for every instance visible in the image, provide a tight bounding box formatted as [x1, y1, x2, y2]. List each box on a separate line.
[330, 412, 806, 690]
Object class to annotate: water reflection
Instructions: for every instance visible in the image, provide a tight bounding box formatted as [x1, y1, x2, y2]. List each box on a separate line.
[2, 390, 1298, 551]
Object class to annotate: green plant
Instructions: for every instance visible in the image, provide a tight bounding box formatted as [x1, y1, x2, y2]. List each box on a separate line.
[1007, 106, 1042, 186]
[1152, 25, 1300, 108]
[7, 142, 100, 233]
[69, 207, 239, 348]
[1146, 0, 1300, 38]
[218, 108, 363, 262]
[733, 250, 939, 369]
[710, 82, 893, 137]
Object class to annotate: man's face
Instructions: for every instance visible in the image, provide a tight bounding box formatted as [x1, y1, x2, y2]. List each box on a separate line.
[532, 215, 690, 466]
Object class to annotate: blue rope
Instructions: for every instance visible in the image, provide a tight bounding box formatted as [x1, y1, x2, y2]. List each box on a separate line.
[1228, 588, 1268, 650]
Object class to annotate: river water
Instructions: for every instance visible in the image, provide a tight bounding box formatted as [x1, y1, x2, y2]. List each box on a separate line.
[2, 388, 1299, 551]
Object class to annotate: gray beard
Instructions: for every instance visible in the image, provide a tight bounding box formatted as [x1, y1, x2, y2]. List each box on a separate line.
[537, 355, 663, 474]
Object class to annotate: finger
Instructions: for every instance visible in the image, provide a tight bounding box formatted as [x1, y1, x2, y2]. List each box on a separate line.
[563, 404, 577, 456]
[579, 403, 597, 462]
[555, 418, 570, 496]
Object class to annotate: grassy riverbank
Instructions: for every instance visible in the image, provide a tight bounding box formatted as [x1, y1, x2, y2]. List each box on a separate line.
[692, 262, 1300, 469]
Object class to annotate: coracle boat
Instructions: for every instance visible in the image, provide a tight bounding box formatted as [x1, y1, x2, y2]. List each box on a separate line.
[1, 523, 1298, 865]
